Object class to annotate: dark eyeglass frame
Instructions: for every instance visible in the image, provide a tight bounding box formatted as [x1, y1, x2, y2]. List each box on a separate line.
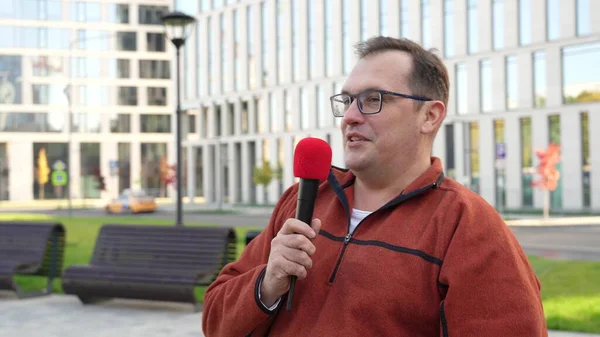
[329, 89, 432, 117]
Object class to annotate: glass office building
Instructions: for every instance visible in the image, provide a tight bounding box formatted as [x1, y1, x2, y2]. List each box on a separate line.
[179, 0, 600, 212]
[0, 0, 177, 202]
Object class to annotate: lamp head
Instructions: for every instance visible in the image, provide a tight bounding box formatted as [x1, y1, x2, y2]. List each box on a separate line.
[161, 11, 196, 48]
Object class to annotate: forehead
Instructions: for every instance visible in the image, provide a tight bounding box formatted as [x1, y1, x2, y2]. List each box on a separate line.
[342, 51, 413, 94]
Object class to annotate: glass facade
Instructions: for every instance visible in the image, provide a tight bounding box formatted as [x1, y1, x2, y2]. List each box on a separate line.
[0, 143, 8, 200]
[581, 112, 590, 208]
[494, 119, 506, 210]
[519, 0, 531, 45]
[562, 42, 600, 104]
[548, 115, 562, 209]
[467, 0, 478, 54]
[455, 63, 468, 115]
[140, 143, 167, 197]
[33, 143, 69, 200]
[520, 117, 533, 207]
[444, 0, 454, 58]
[80, 143, 100, 199]
[480, 59, 492, 113]
[506, 55, 519, 110]
[533, 51, 546, 108]
[492, 0, 504, 50]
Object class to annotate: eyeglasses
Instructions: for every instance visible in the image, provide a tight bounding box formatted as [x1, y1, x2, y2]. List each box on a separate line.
[330, 89, 432, 117]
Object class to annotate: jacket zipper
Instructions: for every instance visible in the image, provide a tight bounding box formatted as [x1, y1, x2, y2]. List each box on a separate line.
[328, 212, 376, 283]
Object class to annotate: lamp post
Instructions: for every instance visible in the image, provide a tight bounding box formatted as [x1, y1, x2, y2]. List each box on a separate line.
[161, 11, 196, 227]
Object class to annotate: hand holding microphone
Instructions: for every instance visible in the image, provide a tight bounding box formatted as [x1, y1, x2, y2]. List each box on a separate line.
[260, 137, 332, 312]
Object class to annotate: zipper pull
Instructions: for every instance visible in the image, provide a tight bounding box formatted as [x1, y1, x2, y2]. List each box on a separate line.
[344, 233, 352, 244]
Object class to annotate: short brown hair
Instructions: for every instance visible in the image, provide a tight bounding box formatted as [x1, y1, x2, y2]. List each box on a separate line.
[355, 36, 450, 108]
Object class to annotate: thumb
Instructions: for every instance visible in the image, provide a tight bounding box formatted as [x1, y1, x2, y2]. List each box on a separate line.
[311, 218, 322, 236]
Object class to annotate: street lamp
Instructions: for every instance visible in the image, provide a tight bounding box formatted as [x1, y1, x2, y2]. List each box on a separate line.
[161, 11, 196, 227]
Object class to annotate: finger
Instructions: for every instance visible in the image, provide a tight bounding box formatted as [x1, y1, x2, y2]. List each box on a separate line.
[280, 260, 307, 280]
[281, 234, 317, 256]
[281, 248, 313, 270]
[279, 219, 316, 238]
[311, 218, 322, 236]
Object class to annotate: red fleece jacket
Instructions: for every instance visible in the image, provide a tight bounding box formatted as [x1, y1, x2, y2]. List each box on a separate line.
[202, 157, 547, 336]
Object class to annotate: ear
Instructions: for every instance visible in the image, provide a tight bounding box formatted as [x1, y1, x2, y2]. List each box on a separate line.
[421, 101, 446, 135]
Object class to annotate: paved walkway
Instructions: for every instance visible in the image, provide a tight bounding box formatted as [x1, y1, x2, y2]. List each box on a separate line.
[1, 294, 599, 337]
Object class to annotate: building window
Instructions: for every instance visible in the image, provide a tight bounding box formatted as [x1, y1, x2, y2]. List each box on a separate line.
[506, 55, 518, 110]
[71, 113, 101, 133]
[400, 0, 409, 38]
[520, 117, 533, 207]
[71, 1, 101, 22]
[220, 13, 227, 93]
[533, 51, 546, 107]
[247, 5, 256, 89]
[324, 0, 334, 76]
[0, 143, 8, 200]
[467, 0, 478, 54]
[581, 112, 590, 208]
[467, 122, 479, 194]
[146, 32, 166, 52]
[270, 92, 280, 132]
[138, 5, 169, 25]
[342, 0, 351, 74]
[562, 42, 600, 104]
[0, 112, 63, 132]
[140, 142, 167, 197]
[276, 0, 284, 84]
[80, 142, 101, 198]
[234, 9, 241, 90]
[444, 124, 455, 179]
[546, 0, 559, 41]
[301, 87, 310, 129]
[493, 0, 504, 50]
[421, 0, 431, 49]
[444, 0, 454, 58]
[32, 84, 49, 105]
[117, 31, 136, 51]
[117, 143, 131, 194]
[112, 59, 130, 78]
[140, 114, 171, 133]
[241, 101, 249, 134]
[33, 143, 69, 200]
[139, 60, 170, 79]
[110, 113, 131, 133]
[455, 62, 468, 115]
[284, 91, 292, 131]
[380, 0, 388, 36]
[118, 86, 137, 106]
[317, 84, 329, 128]
[519, 0, 531, 45]
[577, 0, 590, 36]
[480, 59, 492, 113]
[361, 0, 368, 41]
[494, 119, 506, 210]
[548, 114, 562, 209]
[305, 0, 314, 79]
[147, 87, 167, 106]
[260, 2, 268, 86]
[108, 3, 129, 23]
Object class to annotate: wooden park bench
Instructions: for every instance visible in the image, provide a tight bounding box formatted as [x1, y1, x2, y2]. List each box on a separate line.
[0, 221, 66, 298]
[61, 224, 237, 311]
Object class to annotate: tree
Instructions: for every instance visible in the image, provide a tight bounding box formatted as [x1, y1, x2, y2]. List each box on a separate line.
[531, 143, 561, 218]
[37, 147, 50, 199]
[253, 159, 275, 187]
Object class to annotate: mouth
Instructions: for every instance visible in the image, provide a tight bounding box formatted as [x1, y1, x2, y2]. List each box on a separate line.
[346, 133, 369, 143]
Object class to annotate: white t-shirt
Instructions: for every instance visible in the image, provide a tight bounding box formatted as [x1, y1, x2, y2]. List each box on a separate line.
[350, 208, 372, 234]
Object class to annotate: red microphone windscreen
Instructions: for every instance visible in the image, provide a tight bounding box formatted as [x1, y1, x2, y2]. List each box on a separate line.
[293, 137, 332, 181]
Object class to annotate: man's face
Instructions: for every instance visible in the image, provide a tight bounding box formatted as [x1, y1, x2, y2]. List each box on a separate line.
[340, 51, 425, 174]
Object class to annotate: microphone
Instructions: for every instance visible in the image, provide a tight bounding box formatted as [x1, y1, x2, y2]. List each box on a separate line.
[286, 137, 332, 311]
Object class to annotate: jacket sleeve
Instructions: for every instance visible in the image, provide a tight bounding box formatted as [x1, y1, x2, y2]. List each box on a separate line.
[437, 200, 547, 337]
[202, 185, 297, 337]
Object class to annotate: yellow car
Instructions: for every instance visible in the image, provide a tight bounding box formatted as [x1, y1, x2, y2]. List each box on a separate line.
[106, 189, 157, 214]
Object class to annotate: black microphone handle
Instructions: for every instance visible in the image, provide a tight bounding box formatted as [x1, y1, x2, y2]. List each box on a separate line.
[286, 178, 320, 311]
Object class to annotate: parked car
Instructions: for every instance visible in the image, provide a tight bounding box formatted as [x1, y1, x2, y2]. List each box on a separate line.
[106, 189, 157, 214]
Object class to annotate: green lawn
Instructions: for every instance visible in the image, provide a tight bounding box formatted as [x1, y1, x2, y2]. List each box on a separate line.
[529, 256, 600, 333]
[2, 213, 599, 334]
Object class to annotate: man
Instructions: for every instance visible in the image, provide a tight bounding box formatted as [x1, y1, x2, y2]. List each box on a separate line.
[202, 36, 547, 336]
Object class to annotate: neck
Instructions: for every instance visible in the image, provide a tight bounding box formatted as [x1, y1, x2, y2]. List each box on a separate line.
[353, 155, 431, 211]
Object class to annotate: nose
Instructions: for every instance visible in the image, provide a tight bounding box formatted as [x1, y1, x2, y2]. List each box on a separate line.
[342, 98, 364, 125]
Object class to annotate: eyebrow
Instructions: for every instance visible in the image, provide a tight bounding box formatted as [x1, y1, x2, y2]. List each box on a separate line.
[339, 87, 387, 95]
